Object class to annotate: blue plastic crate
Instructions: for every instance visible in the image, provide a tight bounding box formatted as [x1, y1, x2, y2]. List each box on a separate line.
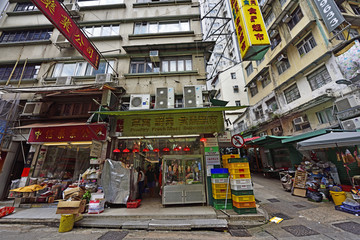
[211, 168, 229, 174]
[342, 202, 360, 211]
[335, 205, 360, 216]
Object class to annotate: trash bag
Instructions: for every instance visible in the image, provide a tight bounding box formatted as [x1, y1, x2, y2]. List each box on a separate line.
[307, 191, 323, 202]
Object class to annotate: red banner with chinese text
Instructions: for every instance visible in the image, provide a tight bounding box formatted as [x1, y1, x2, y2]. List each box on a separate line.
[31, 0, 100, 69]
[28, 124, 107, 143]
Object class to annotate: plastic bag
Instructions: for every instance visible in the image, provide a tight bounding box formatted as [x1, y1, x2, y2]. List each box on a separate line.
[345, 149, 355, 164]
[307, 191, 323, 202]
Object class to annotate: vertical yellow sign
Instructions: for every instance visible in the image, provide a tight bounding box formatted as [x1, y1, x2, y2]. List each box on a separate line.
[230, 0, 250, 59]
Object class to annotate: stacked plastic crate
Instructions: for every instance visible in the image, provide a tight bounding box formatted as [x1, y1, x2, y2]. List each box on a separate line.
[211, 168, 232, 210]
[228, 158, 257, 215]
[221, 154, 240, 169]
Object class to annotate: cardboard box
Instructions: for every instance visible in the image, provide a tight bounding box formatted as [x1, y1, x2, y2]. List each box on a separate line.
[56, 200, 86, 214]
[293, 188, 307, 197]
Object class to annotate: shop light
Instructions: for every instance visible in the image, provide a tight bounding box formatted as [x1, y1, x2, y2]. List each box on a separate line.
[43, 142, 69, 146]
[123, 148, 130, 153]
[200, 137, 207, 142]
[142, 148, 150, 152]
[117, 136, 143, 139]
[183, 146, 190, 152]
[153, 148, 160, 152]
[162, 147, 170, 152]
[173, 146, 180, 151]
[113, 148, 121, 153]
[144, 135, 171, 139]
[173, 134, 199, 138]
[133, 148, 140, 153]
[70, 141, 93, 145]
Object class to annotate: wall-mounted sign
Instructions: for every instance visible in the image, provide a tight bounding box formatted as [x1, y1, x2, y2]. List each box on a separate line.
[117, 112, 224, 136]
[230, 0, 270, 61]
[206, 155, 221, 165]
[90, 140, 103, 158]
[313, 0, 345, 33]
[28, 124, 107, 143]
[231, 134, 245, 148]
[31, 0, 100, 69]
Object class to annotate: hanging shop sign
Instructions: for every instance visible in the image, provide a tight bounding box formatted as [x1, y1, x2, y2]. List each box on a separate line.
[312, 0, 345, 33]
[231, 134, 245, 148]
[230, 0, 270, 61]
[28, 124, 107, 143]
[116, 112, 224, 136]
[218, 131, 232, 143]
[90, 140, 103, 158]
[31, 0, 100, 69]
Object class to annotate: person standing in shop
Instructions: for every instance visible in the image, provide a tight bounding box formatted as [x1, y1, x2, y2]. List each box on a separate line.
[146, 165, 156, 197]
[137, 167, 145, 200]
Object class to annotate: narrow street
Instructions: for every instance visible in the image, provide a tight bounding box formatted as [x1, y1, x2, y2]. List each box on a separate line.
[1, 173, 359, 240]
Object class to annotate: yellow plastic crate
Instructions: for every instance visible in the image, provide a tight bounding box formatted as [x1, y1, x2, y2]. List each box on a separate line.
[212, 187, 231, 194]
[212, 183, 230, 189]
[213, 192, 232, 199]
[227, 162, 249, 169]
[230, 173, 251, 179]
[229, 168, 250, 175]
[232, 200, 256, 209]
[232, 194, 255, 202]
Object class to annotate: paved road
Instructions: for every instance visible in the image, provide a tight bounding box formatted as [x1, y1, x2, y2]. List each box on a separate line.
[0, 173, 359, 239]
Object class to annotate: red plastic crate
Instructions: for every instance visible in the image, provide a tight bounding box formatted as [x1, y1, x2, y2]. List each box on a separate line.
[126, 199, 141, 208]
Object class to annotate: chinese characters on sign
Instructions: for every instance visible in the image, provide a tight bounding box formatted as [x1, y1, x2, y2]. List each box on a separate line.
[28, 124, 107, 142]
[230, 0, 270, 61]
[117, 112, 224, 136]
[31, 0, 100, 69]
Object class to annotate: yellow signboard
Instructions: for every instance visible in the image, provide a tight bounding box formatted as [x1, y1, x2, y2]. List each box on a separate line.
[117, 112, 224, 136]
[230, 0, 270, 61]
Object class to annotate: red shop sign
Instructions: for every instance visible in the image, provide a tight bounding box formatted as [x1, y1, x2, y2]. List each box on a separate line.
[31, 0, 100, 69]
[28, 123, 107, 143]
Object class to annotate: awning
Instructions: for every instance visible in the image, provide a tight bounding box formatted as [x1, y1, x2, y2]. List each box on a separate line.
[94, 106, 248, 116]
[244, 136, 260, 142]
[15, 122, 88, 129]
[281, 129, 344, 144]
[246, 135, 291, 146]
[297, 132, 360, 150]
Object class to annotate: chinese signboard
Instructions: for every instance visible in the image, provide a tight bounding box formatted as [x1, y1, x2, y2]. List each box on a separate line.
[313, 0, 345, 33]
[28, 124, 107, 142]
[117, 112, 224, 136]
[31, 0, 100, 69]
[230, 0, 270, 61]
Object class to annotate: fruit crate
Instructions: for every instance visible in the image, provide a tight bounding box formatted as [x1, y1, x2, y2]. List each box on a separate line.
[228, 158, 248, 163]
[213, 202, 233, 210]
[213, 199, 233, 205]
[230, 178, 252, 185]
[335, 205, 360, 216]
[211, 178, 229, 184]
[213, 192, 232, 199]
[227, 162, 249, 169]
[211, 168, 229, 174]
[232, 200, 256, 209]
[229, 167, 250, 175]
[232, 194, 255, 202]
[230, 173, 251, 179]
[126, 199, 141, 208]
[212, 187, 231, 194]
[231, 189, 254, 196]
[212, 183, 230, 189]
[211, 173, 229, 178]
[233, 207, 257, 215]
[231, 183, 253, 191]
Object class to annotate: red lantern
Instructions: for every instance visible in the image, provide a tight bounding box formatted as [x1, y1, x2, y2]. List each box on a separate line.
[133, 148, 140, 153]
[183, 147, 190, 152]
[173, 147, 180, 151]
[200, 137, 207, 142]
[162, 147, 170, 152]
[113, 148, 121, 153]
[153, 148, 160, 152]
[143, 148, 150, 152]
[123, 148, 130, 153]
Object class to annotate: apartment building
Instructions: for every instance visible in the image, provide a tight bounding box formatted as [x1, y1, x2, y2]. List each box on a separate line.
[0, 0, 216, 202]
[237, 0, 360, 137]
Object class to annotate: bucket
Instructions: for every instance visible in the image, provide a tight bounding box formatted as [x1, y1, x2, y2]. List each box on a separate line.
[59, 214, 75, 233]
[330, 191, 346, 206]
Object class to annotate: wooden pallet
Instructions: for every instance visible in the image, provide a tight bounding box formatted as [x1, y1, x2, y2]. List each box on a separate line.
[293, 170, 307, 197]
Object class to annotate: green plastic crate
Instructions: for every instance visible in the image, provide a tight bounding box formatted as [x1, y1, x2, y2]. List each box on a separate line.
[227, 158, 249, 163]
[233, 207, 257, 215]
[231, 190, 254, 196]
[213, 202, 233, 210]
[211, 173, 229, 178]
[213, 199, 233, 204]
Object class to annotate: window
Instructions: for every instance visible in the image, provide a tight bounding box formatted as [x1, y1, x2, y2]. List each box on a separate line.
[77, 0, 124, 7]
[293, 115, 310, 131]
[261, 75, 271, 88]
[307, 66, 332, 90]
[256, 57, 264, 66]
[130, 59, 158, 73]
[266, 97, 278, 111]
[246, 63, 253, 76]
[83, 25, 120, 37]
[0, 29, 52, 43]
[271, 34, 281, 50]
[336, 3, 346, 13]
[276, 59, 290, 75]
[316, 107, 335, 124]
[284, 84, 300, 103]
[235, 100, 241, 106]
[253, 106, 263, 119]
[287, 6, 303, 30]
[236, 121, 246, 132]
[296, 34, 317, 56]
[279, 0, 287, 6]
[231, 72, 236, 79]
[0, 64, 40, 81]
[233, 85, 239, 93]
[349, 28, 359, 39]
[350, 4, 360, 15]
[161, 57, 192, 72]
[333, 28, 345, 40]
[14, 3, 37, 12]
[134, 21, 190, 34]
[52, 61, 114, 77]
[265, 11, 275, 27]
[250, 84, 258, 97]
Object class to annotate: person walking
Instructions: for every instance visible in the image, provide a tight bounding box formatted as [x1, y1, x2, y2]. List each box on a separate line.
[137, 167, 145, 199]
[145, 165, 156, 197]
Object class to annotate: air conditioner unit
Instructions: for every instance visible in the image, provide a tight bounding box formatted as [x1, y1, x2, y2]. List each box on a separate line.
[21, 102, 46, 116]
[257, 75, 263, 81]
[282, 14, 292, 23]
[54, 34, 72, 49]
[183, 85, 203, 108]
[341, 117, 360, 130]
[96, 73, 114, 83]
[155, 87, 174, 109]
[64, 3, 80, 17]
[129, 94, 151, 110]
[335, 96, 360, 112]
[293, 116, 305, 125]
[265, 108, 273, 114]
[277, 54, 287, 62]
[249, 82, 257, 88]
[259, 132, 267, 137]
[269, 30, 278, 38]
[273, 127, 282, 133]
[56, 76, 73, 85]
[101, 89, 118, 109]
[149, 50, 160, 62]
